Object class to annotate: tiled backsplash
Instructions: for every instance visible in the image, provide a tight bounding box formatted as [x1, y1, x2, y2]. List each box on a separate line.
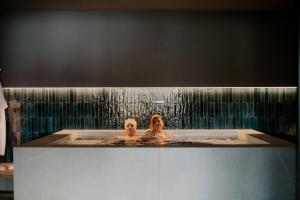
[1, 87, 297, 162]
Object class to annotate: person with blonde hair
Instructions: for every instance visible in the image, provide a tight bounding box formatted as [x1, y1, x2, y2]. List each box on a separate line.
[124, 118, 137, 137]
[117, 118, 139, 143]
[143, 114, 172, 139]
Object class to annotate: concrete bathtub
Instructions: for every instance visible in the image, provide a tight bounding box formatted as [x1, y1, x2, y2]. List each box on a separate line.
[14, 129, 295, 200]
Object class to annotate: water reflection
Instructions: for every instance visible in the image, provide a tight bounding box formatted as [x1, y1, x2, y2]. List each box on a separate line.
[69, 135, 248, 146]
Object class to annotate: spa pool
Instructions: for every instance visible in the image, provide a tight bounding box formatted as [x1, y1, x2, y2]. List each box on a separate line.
[22, 129, 288, 147]
[14, 129, 295, 200]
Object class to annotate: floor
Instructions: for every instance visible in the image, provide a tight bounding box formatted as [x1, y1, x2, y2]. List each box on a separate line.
[0, 192, 14, 200]
[0, 163, 13, 177]
[0, 163, 14, 200]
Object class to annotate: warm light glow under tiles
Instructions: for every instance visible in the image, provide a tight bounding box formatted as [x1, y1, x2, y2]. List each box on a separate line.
[3, 87, 298, 89]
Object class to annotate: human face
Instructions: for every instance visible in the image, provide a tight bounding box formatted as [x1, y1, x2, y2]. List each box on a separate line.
[125, 123, 137, 137]
[153, 118, 163, 132]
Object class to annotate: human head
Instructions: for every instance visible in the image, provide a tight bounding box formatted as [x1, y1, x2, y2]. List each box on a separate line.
[124, 118, 137, 137]
[148, 114, 164, 132]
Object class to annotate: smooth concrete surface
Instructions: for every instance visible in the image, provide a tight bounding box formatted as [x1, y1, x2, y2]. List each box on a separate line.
[14, 148, 159, 200]
[14, 147, 295, 200]
[160, 148, 295, 200]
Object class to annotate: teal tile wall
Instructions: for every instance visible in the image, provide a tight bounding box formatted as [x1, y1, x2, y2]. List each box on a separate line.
[0, 87, 297, 162]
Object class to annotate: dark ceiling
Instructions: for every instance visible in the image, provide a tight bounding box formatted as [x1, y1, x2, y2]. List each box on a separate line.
[0, 0, 297, 11]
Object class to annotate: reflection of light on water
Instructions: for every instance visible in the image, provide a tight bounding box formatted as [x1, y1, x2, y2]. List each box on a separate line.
[60, 135, 250, 146]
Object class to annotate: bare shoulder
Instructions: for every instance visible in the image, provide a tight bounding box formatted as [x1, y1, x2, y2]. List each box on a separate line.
[163, 131, 172, 139]
[143, 129, 153, 137]
[144, 129, 160, 138]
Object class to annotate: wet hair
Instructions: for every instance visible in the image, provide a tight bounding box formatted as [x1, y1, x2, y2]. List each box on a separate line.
[124, 118, 137, 129]
[148, 114, 164, 130]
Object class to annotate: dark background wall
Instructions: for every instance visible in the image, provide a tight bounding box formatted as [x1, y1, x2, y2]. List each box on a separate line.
[0, 11, 297, 87]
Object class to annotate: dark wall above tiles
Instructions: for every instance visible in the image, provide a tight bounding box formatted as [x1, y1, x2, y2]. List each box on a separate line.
[0, 11, 298, 87]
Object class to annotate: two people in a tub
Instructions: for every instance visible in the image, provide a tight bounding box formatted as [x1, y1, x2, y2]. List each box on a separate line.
[119, 114, 172, 140]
